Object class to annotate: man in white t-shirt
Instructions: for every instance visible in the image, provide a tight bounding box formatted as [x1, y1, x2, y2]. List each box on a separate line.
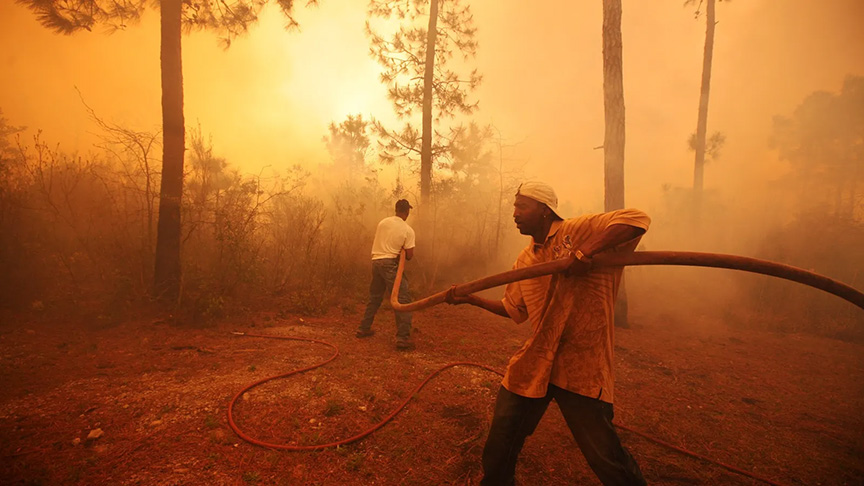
[356, 199, 417, 350]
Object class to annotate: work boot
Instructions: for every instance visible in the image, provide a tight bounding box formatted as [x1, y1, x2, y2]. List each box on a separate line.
[395, 338, 415, 351]
[356, 329, 375, 338]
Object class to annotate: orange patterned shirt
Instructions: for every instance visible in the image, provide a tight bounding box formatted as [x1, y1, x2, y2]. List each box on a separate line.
[501, 209, 650, 403]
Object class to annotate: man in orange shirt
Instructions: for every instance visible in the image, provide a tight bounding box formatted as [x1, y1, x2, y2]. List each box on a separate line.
[446, 181, 648, 485]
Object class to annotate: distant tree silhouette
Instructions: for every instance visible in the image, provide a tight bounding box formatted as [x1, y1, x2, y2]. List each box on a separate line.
[0, 109, 25, 154]
[323, 114, 373, 182]
[18, 0, 317, 302]
[686, 0, 728, 194]
[687, 130, 726, 164]
[772, 75, 864, 220]
[366, 0, 481, 206]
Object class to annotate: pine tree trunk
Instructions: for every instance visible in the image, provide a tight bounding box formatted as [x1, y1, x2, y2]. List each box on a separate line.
[420, 0, 439, 206]
[603, 0, 625, 213]
[494, 140, 504, 260]
[153, 0, 185, 302]
[602, 0, 629, 328]
[693, 0, 716, 193]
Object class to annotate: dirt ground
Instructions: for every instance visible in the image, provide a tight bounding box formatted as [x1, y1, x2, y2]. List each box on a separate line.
[1, 299, 862, 486]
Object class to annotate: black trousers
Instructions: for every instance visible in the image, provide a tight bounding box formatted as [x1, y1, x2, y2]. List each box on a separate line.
[481, 385, 646, 486]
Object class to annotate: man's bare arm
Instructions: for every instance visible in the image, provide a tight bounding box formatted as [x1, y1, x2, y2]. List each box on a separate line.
[580, 223, 645, 257]
[404, 247, 414, 261]
[445, 287, 510, 318]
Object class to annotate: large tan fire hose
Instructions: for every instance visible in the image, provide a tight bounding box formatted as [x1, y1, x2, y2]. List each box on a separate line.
[390, 250, 864, 312]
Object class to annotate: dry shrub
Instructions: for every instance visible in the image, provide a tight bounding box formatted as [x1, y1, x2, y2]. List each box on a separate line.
[0, 134, 155, 314]
[0, 127, 346, 318]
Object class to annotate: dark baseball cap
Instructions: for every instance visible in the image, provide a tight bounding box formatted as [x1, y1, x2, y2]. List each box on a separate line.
[395, 199, 413, 211]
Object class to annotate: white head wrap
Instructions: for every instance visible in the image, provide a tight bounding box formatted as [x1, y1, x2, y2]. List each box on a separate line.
[516, 181, 564, 219]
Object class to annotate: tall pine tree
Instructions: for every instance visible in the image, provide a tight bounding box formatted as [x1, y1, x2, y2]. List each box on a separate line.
[366, 0, 481, 206]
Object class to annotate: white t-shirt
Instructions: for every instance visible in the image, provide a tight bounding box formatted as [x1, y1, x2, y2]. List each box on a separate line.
[371, 216, 416, 260]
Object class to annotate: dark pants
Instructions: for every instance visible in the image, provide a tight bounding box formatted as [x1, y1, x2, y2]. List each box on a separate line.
[358, 258, 412, 339]
[481, 385, 646, 486]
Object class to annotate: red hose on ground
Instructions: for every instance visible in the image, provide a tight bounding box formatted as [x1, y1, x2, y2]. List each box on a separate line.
[227, 332, 791, 486]
[227, 331, 501, 451]
[227, 332, 340, 450]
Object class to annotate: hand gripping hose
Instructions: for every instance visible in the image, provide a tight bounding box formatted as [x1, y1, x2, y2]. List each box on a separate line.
[390, 250, 864, 312]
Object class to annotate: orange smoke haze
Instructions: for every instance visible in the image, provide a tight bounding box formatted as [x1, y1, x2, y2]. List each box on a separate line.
[1, 0, 862, 212]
